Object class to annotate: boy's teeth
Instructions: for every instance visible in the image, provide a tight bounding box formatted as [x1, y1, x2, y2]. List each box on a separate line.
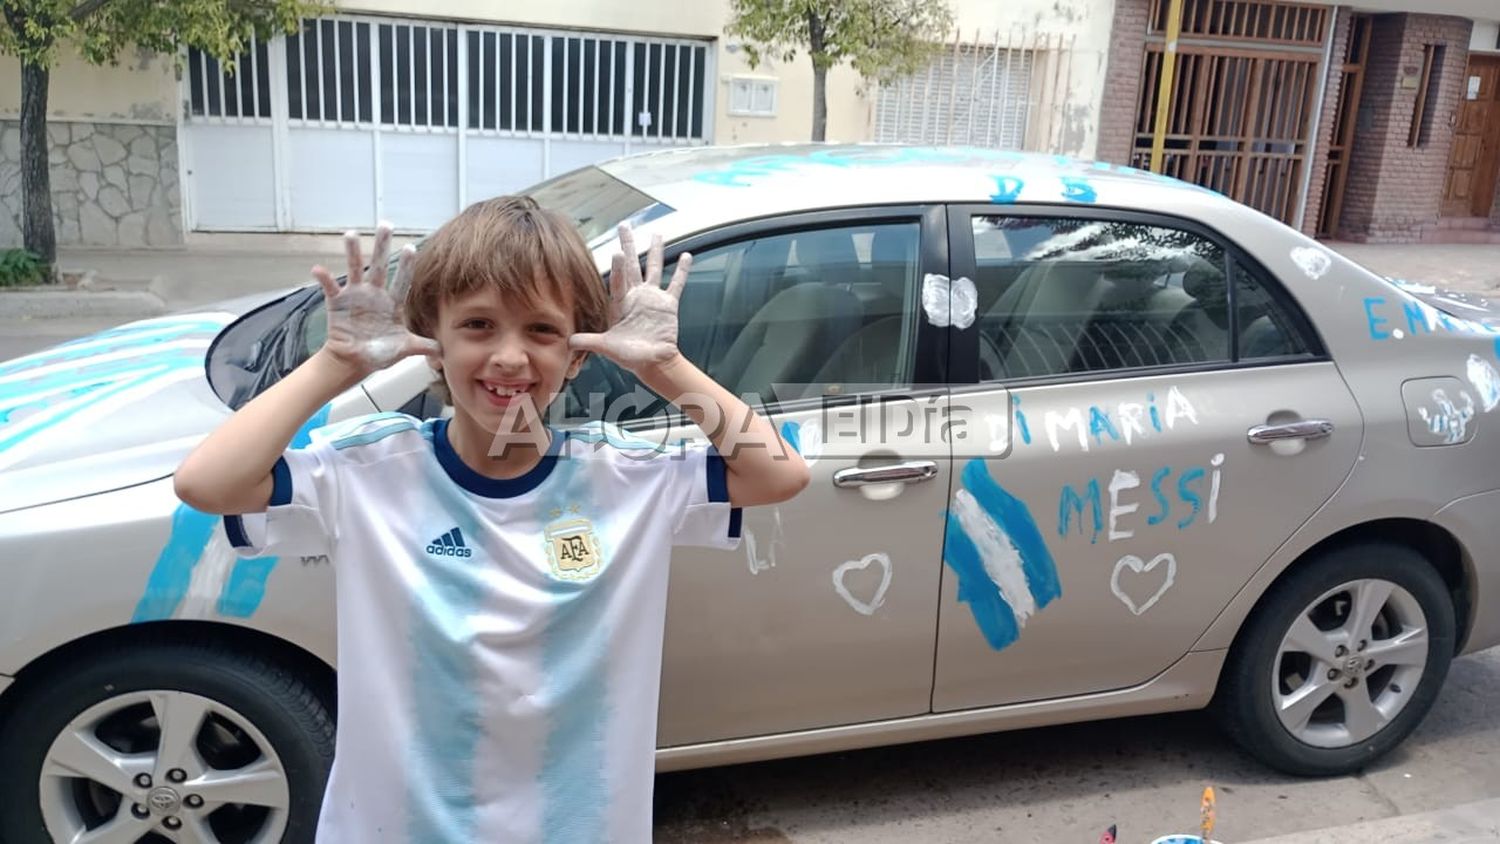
[487, 384, 522, 396]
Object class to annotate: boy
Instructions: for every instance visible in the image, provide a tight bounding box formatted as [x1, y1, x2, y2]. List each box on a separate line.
[173, 196, 810, 842]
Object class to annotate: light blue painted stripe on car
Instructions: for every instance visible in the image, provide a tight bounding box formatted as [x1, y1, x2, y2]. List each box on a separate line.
[0, 318, 228, 375]
[132, 505, 220, 623]
[960, 458, 1062, 609]
[216, 556, 279, 618]
[0, 368, 167, 454]
[134, 406, 331, 623]
[942, 509, 1020, 651]
[941, 459, 1063, 651]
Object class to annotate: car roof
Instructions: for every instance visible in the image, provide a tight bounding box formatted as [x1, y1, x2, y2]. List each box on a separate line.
[595, 143, 1244, 240]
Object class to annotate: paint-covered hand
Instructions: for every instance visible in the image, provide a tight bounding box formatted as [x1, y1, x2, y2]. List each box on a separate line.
[312, 222, 441, 375]
[568, 224, 688, 372]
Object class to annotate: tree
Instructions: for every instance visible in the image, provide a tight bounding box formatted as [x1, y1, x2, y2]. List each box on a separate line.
[0, 0, 323, 268]
[726, 0, 954, 142]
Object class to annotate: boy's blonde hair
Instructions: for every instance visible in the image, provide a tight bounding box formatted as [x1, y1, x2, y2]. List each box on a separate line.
[405, 196, 611, 403]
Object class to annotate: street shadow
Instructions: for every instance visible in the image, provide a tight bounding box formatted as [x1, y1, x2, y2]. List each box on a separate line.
[653, 649, 1500, 842]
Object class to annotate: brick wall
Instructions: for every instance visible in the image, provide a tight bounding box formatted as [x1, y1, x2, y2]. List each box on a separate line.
[1300, 11, 1352, 238]
[1337, 13, 1474, 242]
[1097, 0, 1150, 165]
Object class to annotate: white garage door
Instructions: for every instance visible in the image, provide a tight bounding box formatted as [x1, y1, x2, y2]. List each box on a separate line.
[182, 16, 714, 233]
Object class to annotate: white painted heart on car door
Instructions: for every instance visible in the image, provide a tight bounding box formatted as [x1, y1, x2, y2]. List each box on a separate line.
[833, 553, 893, 616]
[1110, 552, 1177, 616]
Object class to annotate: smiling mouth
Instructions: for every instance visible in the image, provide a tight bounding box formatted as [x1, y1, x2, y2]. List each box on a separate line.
[483, 383, 529, 398]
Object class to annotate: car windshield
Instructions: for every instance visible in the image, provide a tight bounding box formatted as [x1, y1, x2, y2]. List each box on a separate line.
[206, 166, 668, 408]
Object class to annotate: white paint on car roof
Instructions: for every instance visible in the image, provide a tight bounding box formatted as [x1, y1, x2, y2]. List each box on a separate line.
[595, 143, 1239, 233]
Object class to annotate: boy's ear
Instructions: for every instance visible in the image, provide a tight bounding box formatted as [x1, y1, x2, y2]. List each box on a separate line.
[565, 350, 589, 380]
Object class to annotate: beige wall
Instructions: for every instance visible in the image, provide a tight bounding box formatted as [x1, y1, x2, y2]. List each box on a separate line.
[5, 0, 1110, 151]
[713, 50, 871, 145]
[1473, 20, 1500, 52]
[947, 0, 1115, 156]
[0, 48, 177, 124]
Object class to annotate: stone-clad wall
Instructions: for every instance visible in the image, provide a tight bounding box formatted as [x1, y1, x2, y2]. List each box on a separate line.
[0, 120, 182, 249]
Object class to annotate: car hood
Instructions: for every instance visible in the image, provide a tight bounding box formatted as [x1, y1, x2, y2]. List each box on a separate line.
[0, 292, 294, 514]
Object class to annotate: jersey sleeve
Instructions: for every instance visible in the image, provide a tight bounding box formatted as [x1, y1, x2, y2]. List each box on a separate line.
[668, 444, 743, 550]
[222, 437, 341, 558]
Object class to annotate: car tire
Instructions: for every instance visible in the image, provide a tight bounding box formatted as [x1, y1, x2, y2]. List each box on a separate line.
[1216, 542, 1455, 777]
[0, 638, 334, 844]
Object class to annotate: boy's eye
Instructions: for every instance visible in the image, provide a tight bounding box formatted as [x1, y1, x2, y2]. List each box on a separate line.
[529, 323, 561, 335]
[460, 318, 491, 330]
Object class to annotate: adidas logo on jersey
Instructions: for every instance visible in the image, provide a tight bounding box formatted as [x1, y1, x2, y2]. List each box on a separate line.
[426, 527, 472, 558]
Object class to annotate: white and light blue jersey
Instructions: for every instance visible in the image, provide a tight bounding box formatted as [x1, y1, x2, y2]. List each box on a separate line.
[226, 413, 741, 842]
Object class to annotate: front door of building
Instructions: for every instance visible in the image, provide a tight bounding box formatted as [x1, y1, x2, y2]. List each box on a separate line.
[1442, 55, 1500, 219]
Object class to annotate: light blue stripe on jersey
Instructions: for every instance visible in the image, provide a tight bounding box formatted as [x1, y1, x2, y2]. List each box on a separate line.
[331, 413, 419, 450]
[404, 460, 484, 843]
[534, 450, 612, 843]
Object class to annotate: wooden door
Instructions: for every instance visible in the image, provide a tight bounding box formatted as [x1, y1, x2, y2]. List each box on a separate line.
[1443, 55, 1500, 219]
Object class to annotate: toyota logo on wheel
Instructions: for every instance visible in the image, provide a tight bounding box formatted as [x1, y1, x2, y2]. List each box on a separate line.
[147, 787, 179, 813]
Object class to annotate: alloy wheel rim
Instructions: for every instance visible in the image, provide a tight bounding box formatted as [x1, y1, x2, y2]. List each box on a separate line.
[1271, 578, 1429, 749]
[38, 689, 290, 844]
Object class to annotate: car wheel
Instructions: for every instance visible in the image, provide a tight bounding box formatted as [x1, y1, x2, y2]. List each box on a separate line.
[1216, 542, 1455, 776]
[0, 639, 333, 844]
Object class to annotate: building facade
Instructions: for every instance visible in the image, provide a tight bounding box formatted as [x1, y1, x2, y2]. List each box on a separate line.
[0, 0, 1108, 249]
[1097, 0, 1500, 242]
[2, 0, 1496, 247]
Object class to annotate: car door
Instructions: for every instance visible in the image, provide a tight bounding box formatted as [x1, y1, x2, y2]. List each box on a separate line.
[565, 207, 955, 746]
[930, 206, 1362, 711]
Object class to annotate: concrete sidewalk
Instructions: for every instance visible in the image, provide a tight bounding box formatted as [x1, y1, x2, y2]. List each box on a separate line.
[1240, 796, 1500, 844]
[0, 231, 417, 319]
[0, 237, 1497, 321]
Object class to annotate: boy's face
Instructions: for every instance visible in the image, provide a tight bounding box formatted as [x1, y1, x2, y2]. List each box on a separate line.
[434, 283, 587, 435]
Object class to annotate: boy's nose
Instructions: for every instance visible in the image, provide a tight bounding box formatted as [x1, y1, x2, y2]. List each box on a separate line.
[489, 335, 529, 370]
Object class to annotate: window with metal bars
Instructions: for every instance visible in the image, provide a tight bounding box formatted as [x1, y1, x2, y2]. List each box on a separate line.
[464, 30, 547, 132]
[284, 19, 376, 123]
[370, 22, 462, 128]
[192, 15, 709, 140]
[874, 47, 1034, 149]
[187, 41, 273, 120]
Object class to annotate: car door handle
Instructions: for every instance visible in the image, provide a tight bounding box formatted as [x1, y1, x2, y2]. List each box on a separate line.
[832, 461, 940, 488]
[1247, 419, 1335, 444]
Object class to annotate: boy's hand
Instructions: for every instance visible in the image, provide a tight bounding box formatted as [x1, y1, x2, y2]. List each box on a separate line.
[568, 224, 690, 373]
[312, 222, 441, 375]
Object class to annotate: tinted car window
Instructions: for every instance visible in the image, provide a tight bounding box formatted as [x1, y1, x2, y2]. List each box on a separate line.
[1235, 259, 1313, 360]
[563, 221, 923, 424]
[973, 216, 1231, 381]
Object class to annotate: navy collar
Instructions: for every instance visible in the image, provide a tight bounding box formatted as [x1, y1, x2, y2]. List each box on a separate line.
[433, 418, 563, 498]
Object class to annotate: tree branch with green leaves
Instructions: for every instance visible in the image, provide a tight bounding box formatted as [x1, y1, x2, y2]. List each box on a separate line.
[0, 0, 325, 266]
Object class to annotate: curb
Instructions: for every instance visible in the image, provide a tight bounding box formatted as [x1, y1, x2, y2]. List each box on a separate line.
[1237, 797, 1500, 844]
[0, 288, 166, 319]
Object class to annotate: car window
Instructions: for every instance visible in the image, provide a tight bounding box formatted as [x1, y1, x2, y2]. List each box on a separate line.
[562, 221, 923, 425]
[972, 216, 1232, 381]
[1234, 258, 1313, 360]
